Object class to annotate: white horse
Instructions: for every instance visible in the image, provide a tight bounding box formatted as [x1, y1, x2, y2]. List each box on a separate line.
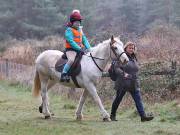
[32, 36, 129, 121]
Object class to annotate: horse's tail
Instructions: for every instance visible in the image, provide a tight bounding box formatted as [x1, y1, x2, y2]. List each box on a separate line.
[32, 70, 41, 97]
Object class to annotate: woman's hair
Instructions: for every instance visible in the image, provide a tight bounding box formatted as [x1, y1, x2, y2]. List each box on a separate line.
[124, 42, 135, 50]
[124, 41, 138, 61]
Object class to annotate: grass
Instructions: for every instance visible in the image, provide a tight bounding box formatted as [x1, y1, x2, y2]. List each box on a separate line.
[0, 80, 180, 135]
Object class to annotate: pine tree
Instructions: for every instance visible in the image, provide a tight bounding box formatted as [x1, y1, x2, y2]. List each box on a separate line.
[173, 0, 180, 27]
[117, 0, 141, 33]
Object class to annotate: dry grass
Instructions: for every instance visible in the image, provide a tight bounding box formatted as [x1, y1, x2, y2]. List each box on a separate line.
[0, 26, 180, 103]
[1, 26, 180, 65]
[0, 36, 64, 65]
[138, 25, 180, 63]
[1, 26, 179, 65]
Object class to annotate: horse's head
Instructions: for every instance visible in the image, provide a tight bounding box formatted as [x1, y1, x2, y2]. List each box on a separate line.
[110, 35, 129, 64]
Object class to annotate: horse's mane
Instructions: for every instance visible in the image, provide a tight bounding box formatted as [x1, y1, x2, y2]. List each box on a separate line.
[91, 37, 122, 51]
[91, 39, 110, 51]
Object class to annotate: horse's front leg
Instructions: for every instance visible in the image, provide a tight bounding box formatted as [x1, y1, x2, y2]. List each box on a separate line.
[41, 80, 51, 119]
[76, 89, 88, 120]
[84, 82, 111, 121]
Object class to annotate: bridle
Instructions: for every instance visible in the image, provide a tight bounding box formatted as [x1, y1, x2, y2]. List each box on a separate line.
[110, 40, 126, 61]
[89, 39, 125, 72]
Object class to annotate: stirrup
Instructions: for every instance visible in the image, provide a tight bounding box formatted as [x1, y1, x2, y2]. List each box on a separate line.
[60, 73, 67, 82]
[65, 75, 70, 82]
[60, 73, 70, 82]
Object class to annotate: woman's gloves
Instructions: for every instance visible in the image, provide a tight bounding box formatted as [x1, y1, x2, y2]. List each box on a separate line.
[124, 72, 133, 79]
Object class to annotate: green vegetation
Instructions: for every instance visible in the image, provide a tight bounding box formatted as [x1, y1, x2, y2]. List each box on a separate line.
[0, 0, 180, 40]
[0, 80, 179, 135]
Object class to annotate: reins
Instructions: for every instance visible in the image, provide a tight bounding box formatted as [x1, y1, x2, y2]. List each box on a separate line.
[84, 54, 104, 60]
[90, 53, 104, 72]
[110, 40, 125, 61]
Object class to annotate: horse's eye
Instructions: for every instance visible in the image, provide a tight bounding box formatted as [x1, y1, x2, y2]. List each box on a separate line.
[114, 46, 117, 50]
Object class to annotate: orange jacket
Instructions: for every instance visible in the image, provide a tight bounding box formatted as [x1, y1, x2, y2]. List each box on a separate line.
[65, 28, 84, 49]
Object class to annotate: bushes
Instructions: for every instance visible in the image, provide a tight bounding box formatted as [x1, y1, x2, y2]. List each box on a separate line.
[138, 25, 180, 62]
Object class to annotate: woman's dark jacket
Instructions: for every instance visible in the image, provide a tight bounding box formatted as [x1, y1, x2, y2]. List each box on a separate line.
[114, 53, 140, 91]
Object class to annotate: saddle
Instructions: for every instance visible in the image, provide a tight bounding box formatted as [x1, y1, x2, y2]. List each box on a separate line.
[55, 52, 82, 88]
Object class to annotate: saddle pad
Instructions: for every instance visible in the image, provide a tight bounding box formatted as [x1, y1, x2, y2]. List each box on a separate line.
[55, 57, 67, 72]
[54, 53, 82, 88]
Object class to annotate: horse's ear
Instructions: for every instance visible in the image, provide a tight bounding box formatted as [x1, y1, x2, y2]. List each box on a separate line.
[110, 35, 115, 46]
[111, 35, 114, 41]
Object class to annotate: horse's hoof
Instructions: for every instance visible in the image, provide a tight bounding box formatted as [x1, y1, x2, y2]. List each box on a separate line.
[39, 106, 42, 113]
[103, 117, 111, 122]
[76, 115, 83, 121]
[45, 115, 51, 119]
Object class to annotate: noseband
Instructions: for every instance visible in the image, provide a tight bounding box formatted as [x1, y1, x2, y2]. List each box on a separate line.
[110, 40, 126, 61]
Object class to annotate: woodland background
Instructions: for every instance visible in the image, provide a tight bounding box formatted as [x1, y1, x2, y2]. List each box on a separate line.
[0, 0, 179, 103]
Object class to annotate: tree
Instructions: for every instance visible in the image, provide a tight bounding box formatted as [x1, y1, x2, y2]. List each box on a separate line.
[173, 0, 180, 27]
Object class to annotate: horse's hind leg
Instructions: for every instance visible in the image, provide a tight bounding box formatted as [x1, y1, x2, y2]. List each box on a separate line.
[47, 79, 56, 116]
[76, 89, 88, 120]
[40, 77, 51, 119]
[39, 79, 56, 116]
